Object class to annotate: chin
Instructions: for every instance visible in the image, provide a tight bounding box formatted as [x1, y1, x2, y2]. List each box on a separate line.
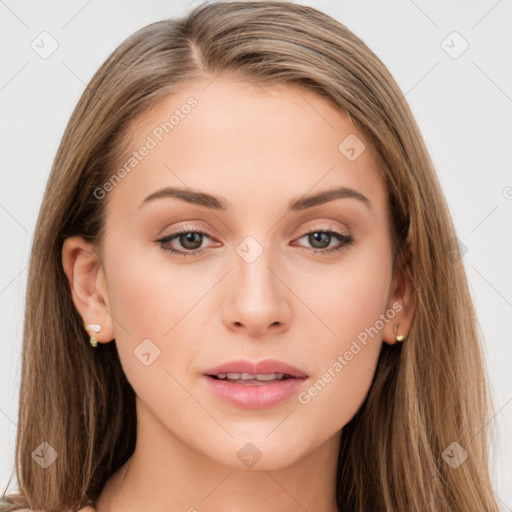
[204, 434, 310, 471]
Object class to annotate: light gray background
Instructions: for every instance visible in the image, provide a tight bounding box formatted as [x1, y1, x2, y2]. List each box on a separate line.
[1, 0, 511, 508]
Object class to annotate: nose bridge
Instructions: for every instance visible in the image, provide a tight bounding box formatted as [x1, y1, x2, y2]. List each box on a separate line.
[234, 233, 280, 301]
[225, 232, 290, 334]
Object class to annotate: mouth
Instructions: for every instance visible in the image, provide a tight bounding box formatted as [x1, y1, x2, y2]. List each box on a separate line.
[202, 359, 308, 409]
[203, 358, 308, 381]
[206, 372, 297, 385]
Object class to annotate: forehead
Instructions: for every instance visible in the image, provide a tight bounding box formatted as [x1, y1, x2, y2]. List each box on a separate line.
[106, 76, 386, 216]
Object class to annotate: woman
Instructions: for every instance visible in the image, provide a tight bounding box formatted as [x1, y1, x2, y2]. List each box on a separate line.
[1, 1, 500, 510]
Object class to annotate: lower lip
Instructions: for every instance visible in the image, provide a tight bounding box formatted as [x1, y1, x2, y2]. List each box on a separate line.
[202, 375, 307, 409]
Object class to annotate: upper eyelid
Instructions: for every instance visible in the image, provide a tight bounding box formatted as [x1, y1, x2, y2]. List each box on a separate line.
[159, 221, 350, 237]
[295, 222, 350, 237]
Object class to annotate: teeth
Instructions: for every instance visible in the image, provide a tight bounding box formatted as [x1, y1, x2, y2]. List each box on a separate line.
[217, 372, 286, 381]
[253, 373, 285, 381]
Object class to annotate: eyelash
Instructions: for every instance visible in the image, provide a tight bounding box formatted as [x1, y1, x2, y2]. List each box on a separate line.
[156, 223, 354, 257]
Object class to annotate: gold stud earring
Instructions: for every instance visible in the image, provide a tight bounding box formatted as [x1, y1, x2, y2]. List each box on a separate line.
[393, 323, 406, 343]
[84, 323, 101, 348]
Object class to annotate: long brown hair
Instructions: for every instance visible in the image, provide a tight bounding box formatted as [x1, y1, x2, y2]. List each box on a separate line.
[1, 1, 500, 510]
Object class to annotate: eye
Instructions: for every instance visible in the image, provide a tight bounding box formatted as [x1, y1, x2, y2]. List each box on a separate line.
[156, 223, 354, 257]
[292, 224, 354, 254]
[156, 224, 216, 257]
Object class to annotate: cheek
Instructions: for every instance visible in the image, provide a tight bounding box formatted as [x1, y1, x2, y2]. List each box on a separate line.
[292, 246, 392, 432]
[101, 237, 205, 386]
[292, 313, 384, 445]
[104, 238, 201, 340]
[297, 244, 391, 349]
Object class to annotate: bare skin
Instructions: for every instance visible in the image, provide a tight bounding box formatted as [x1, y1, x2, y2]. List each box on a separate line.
[62, 76, 413, 512]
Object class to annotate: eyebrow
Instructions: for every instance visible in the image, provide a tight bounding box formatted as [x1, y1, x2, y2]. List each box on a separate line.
[139, 185, 371, 211]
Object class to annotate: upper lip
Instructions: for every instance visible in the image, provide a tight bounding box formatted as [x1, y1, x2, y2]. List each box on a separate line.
[204, 359, 308, 378]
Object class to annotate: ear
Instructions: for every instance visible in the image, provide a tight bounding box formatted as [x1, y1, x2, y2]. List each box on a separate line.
[382, 244, 414, 345]
[62, 236, 114, 344]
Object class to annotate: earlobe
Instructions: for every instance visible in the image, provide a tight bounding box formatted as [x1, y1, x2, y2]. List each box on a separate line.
[392, 322, 406, 343]
[62, 236, 115, 345]
[383, 245, 414, 345]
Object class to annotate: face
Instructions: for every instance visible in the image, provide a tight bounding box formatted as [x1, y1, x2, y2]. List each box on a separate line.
[70, 76, 406, 471]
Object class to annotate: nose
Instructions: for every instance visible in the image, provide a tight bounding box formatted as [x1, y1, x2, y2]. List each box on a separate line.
[222, 243, 292, 337]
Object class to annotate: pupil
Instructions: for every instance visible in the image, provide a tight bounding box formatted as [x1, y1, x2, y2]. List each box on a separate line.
[181, 232, 202, 249]
[310, 232, 329, 249]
